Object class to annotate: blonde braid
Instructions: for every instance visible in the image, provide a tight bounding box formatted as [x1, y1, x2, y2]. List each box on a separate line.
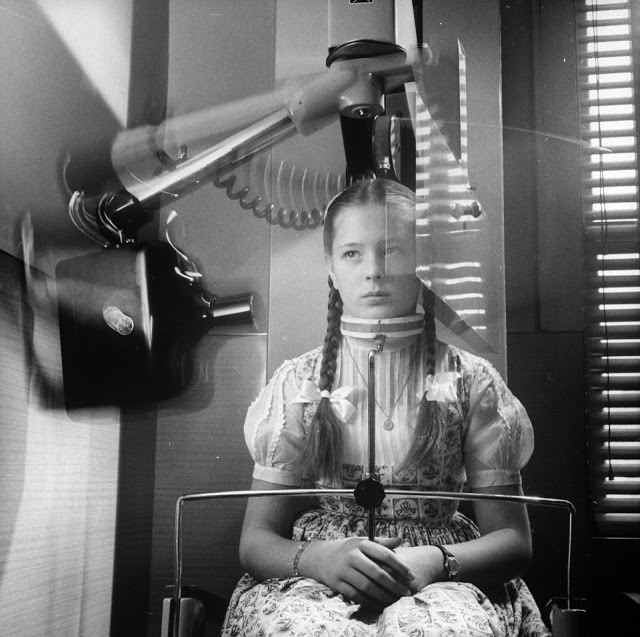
[398, 286, 448, 471]
[423, 285, 437, 377]
[318, 278, 342, 393]
[298, 278, 344, 482]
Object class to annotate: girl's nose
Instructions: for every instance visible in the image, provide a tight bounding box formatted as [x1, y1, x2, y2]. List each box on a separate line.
[365, 252, 385, 280]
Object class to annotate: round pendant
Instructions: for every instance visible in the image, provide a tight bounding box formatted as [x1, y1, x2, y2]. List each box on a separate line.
[383, 418, 394, 431]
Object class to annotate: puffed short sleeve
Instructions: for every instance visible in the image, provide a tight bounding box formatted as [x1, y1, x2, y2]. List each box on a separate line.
[462, 357, 534, 489]
[244, 358, 307, 486]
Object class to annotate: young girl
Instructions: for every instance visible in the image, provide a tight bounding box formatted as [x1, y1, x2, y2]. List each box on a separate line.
[222, 178, 550, 636]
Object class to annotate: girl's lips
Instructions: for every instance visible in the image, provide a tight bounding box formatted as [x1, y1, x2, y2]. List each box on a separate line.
[362, 290, 390, 297]
[361, 291, 391, 303]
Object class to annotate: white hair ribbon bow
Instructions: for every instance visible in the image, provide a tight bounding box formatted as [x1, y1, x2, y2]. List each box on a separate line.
[420, 372, 460, 403]
[293, 380, 357, 423]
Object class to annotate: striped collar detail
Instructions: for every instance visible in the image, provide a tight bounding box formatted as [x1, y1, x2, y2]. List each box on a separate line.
[340, 314, 424, 340]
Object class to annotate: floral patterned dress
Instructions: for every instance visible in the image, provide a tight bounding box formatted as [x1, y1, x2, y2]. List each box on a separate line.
[222, 334, 550, 636]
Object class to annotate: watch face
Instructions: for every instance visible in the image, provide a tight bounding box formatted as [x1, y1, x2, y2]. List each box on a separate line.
[446, 556, 459, 578]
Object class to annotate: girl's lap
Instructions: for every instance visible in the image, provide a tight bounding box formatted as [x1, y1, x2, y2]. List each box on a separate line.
[223, 574, 549, 637]
[223, 512, 549, 635]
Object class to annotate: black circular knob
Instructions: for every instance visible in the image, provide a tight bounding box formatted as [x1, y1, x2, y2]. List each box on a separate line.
[354, 477, 385, 509]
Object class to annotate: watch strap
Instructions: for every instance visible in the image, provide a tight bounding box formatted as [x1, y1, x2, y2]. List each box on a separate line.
[436, 544, 459, 581]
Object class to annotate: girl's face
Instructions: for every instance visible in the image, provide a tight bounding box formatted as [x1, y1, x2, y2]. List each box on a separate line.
[326, 203, 420, 319]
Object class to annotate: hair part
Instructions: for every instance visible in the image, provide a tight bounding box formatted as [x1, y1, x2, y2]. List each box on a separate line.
[323, 178, 416, 257]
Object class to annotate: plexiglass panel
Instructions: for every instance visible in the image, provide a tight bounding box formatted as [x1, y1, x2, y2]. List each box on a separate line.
[415, 1, 506, 372]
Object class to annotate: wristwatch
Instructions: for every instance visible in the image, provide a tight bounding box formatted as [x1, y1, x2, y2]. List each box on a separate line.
[436, 545, 459, 581]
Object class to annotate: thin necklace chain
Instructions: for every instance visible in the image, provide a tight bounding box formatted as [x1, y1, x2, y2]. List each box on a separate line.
[343, 338, 418, 430]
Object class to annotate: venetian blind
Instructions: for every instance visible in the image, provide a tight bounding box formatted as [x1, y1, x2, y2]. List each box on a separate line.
[578, 0, 640, 537]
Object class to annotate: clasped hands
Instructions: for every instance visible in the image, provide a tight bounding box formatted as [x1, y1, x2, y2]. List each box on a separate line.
[298, 536, 442, 607]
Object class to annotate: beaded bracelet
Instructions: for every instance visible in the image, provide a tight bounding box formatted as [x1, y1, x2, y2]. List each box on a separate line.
[292, 538, 312, 577]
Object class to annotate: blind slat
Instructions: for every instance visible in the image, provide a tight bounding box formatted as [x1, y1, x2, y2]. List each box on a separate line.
[581, 97, 635, 108]
[582, 176, 639, 188]
[593, 515, 640, 536]
[584, 274, 640, 286]
[585, 224, 639, 238]
[591, 462, 640, 478]
[583, 196, 638, 206]
[585, 306, 640, 320]
[583, 219, 639, 228]
[586, 341, 640, 356]
[584, 142, 636, 156]
[584, 263, 640, 272]
[588, 374, 640, 390]
[581, 114, 636, 126]
[589, 422, 640, 437]
[587, 357, 640, 372]
[578, 63, 633, 74]
[579, 76, 635, 87]
[591, 462, 640, 477]
[577, 46, 634, 57]
[578, 33, 634, 44]
[584, 251, 640, 261]
[586, 325, 640, 340]
[587, 347, 640, 360]
[577, 21, 632, 31]
[585, 297, 640, 310]
[592, 498, 640, 513]
[589, 411, 640, 425]
[590, 477, 640, 493]
[577, 2, 633, 12]
[582, 124, 637, 135]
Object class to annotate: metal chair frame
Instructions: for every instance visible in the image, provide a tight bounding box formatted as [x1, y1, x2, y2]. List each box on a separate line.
[167, 488, 577, 637]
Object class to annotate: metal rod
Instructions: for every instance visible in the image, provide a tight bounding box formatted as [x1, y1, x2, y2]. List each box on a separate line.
[172, 498, 184, 637]
[566, 509, 573, 609]
[119, 109, 296, 205]
[176, 489, 576, 510]
[367, 350, 377, 479]
[365, 335, 386, 540]
[367, 350, 376, 540]
[171, 487, 576, 636]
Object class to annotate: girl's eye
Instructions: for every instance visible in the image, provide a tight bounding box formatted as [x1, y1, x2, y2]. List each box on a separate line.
[343, 250, 359, 259]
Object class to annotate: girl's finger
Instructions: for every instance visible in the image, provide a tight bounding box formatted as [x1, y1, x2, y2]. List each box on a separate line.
[360, 541, 416, 583]
[343, 570, 406, 606]
[336, 581, 367, 606]
[350, 552, 413, 597]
